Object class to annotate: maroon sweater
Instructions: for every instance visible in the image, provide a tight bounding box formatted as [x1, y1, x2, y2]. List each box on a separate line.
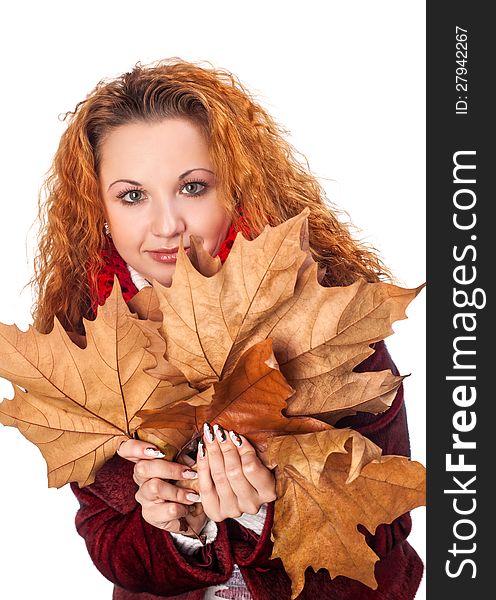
[71, 340, 424, 600]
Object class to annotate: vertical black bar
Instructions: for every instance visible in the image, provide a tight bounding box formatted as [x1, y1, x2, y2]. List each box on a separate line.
[427, 2, 492, 597]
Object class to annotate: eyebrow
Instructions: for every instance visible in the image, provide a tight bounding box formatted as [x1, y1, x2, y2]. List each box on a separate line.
[107, 168, 215, 191]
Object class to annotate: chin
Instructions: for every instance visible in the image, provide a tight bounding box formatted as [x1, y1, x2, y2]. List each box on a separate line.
[151, 268, 174, 288]
[155, 278, 173, 288]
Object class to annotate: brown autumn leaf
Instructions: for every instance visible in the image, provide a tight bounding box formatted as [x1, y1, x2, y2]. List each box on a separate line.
[0, 279, 196, 487]
[267, 430, 426, 598]
[146, 209, 422, 422]
[138, 338, 330, 457]
[274, 269, 419, 423]
[150, 211, 310, 389]
[128, 286, 188, 387]
[127, 284, 163, 322]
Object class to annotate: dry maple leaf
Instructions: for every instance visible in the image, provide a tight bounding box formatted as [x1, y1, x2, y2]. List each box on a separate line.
[128, 287, 188, 386]
[272, 269, 421, 423]
[151, 211, 310, 388]
[145, 209, 423, 423]
[0, 280, 196, 487]
[138, 338, 330, 457]
[267, 430, 426, 598]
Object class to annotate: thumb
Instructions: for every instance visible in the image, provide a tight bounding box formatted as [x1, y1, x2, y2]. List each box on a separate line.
[117, 438, 166, 463]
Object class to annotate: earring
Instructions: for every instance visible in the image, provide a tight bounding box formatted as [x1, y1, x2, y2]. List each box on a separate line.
[104, 222, 111, 237]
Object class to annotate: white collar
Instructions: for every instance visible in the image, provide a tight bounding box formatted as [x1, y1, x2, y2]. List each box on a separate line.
[126, 264, 152, 291]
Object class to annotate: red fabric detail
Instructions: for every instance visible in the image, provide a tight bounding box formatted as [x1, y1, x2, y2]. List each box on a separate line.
[93, 241, 139, 313]
[215, 211, 250, 264]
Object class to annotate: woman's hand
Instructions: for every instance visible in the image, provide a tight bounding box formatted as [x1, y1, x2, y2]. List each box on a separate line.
[197, 423, 277, 521]
[117, 423, 278, 532]
[117, 439, 208, 536]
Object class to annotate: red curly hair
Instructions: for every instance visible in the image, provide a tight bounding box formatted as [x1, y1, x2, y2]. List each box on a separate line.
[32, 58, 391, 334]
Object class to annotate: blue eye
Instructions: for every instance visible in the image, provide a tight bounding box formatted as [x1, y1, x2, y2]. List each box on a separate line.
[181, 180, 208, 196]
[117, 188, 145, 205]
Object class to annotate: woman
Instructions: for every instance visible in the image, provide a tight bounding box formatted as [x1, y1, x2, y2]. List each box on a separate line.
[32, 59, 423, 599]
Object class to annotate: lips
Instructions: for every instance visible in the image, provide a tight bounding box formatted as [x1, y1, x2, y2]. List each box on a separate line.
[146, 246, 190, 263]
[151, 246, 180, 253]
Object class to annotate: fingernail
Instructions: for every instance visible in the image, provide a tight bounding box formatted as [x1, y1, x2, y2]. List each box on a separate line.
[182, 469, 198, 479]
[186, 492, 201, 502]
[213, 424, 227, 443]
[203, 422, 215, 444]
[229, 431, 243, 447]
[144, 447, 165, 458]
[198, 440, 206, 459]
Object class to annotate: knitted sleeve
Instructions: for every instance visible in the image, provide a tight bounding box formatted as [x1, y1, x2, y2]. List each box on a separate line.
[70, 456, 235, 597]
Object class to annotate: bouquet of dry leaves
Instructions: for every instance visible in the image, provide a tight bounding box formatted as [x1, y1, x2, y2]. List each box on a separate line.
[0, 208, 425, 599]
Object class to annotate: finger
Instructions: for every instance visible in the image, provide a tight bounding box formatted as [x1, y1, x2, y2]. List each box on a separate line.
[117, 439, 165, 463]
[182, 454, 195, 467]
[213, 425, 259, 513]
[143, 504, 207, 535]
[196, 433, 221, 519]
[133, 459, 198, 486]
[143, 500, 192, 528]
[231, 432, 276, 499]
[203, 423, 239, 515]
[136, 477, 201, 506]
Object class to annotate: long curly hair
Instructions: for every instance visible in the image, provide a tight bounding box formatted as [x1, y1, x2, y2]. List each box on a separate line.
[32, 57, 391, 334]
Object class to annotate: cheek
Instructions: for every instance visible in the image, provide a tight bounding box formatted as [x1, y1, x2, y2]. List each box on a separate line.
[107, 208, 144, 246]
[202, 211, 231, 250]
[107, 202, 138, 229]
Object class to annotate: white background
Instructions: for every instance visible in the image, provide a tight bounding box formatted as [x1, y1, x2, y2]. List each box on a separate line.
[0, 1, 426, 598]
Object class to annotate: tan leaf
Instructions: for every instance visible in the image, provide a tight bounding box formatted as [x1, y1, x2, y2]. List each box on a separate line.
[188, 234, 223, 276]
[127, 285, 163, 322]
[150, 208, 422, 422]
[137, 386, 215, 455]
[267, 430, 426, 598]
[269, 267, 423, 420]
[0, 279, 195, 487]
[314, 371, 407, 425]
[129, 287, 189, 386]
[267, 428, 382, 486]
[138, 338, 329, 456]
[152, 209, 310, 388]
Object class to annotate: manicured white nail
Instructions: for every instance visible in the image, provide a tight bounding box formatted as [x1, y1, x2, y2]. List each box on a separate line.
[186, 492, 201, 502]
[229, 431, 243, 447]
[203, 422, 215, 443]
[213, 424, 227, 443]
[182, 469, 198, 479]
[144, 447, 165, 458]
[198, 440, 206, 459]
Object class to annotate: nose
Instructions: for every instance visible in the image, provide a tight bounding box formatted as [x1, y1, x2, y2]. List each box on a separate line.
[149, 196, 186, 239]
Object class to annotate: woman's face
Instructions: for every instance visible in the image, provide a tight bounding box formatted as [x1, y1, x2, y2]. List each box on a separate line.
[99, 118, 231, 287]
